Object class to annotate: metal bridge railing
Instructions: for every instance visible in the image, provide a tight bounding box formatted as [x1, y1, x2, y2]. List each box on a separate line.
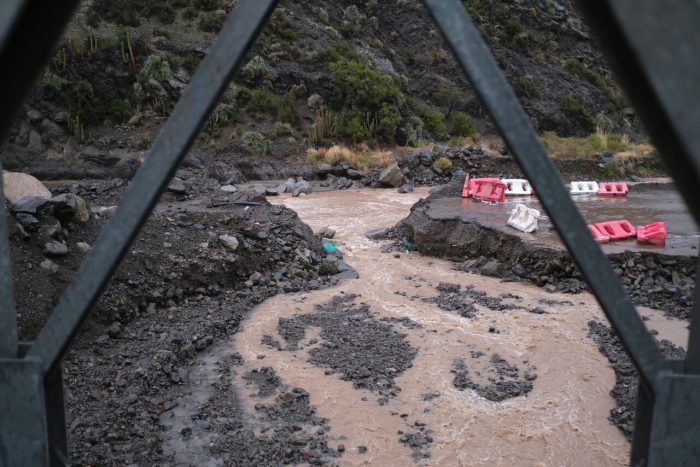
[0, 0, 698, 465]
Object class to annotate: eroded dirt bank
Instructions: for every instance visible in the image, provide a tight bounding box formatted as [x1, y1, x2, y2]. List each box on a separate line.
[390, 175, 697, 319]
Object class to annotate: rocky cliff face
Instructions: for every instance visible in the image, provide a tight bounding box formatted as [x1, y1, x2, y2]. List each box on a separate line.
[2, 0, 637, 177]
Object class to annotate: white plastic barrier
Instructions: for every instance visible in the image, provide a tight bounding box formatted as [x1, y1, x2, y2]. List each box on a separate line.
[569, 181, 599, 195]
[501, 178, 532, 196]
[507, 204, 540, 233]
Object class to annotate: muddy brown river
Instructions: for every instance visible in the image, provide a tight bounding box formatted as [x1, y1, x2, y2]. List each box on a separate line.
[196, 187, 686, 466]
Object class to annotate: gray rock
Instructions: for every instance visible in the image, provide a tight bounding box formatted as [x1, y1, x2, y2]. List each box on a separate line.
[319, 259, 340, 275]
[276, 183, 288, 194]
[315, 162, 333, 173]
[2, 172, 52, 203]
[76, 242, 91, 253]
[167, 178, 187, 194]
[219, 234, 239, 251]
[49, 193, 89, 222]
[378, 162, 404, 187]
[292, 180, 312, 197]
[346, 169, 364, 179]
[12, 196, 48, 214]
[366, 227, 389, 240]
[44, 240, 68, 257]
[265, 187, 279, 196]
[16, 213, 38, 231]
[284, 177, 296, 191]
[480, 260, 500, 277]
[220, 185, 237, 193]
[28, 129, 42, 149]
[231, 189, 266, 203]
[512, 264, 527, 277]
[319, 226, 336, 239]
[40, 259, 58, 274]
[397, 183, 415, 194]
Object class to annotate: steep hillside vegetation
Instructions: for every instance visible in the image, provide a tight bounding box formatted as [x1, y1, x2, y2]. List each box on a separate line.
[2, 0, 647, 178]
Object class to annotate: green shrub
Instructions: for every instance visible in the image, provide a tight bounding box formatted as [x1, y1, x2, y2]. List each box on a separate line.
[433, 156, 453, 170]
[277, 91, 299, 125]
[241, 55, 268, 81]
[417, 105, 447, 139]
[513, 75, 539, 98]
[199, 11, 224, 32]
[266, 9, 298, 41]
[451, 112, 476, 137]
[432, 85, 465, 119]
[242, 131, 270, 156]
[340, 5, 365, 36]
[246, 88, 278, 115]
[193, 0, 220, 11]
[338, 114, 372, 143]
[312, 6, 329, 23]
[87, 0, 175, 26]
[142, 54, 173, 81]
[309, 42, 358, 64]
[376, 104, 400, 143]
[505, 15, 522, 36]
[560, 95, 594, 132]
[565, 58, 612, 99]
[39, 71, 62, 91]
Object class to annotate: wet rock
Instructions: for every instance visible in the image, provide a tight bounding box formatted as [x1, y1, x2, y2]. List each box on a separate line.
[50, 193, 89, 222]
[231, 188, 266, 203]
[319, 259, 340, 275]
[276, 183, 288, 194]
[366, 227, 389, 240]
[397, 183, 415, 194]
[480, 260, 500, 277]
[2, 171, 51, 203]
[292, 179, 312, 197]
[346, 169, 364, 179]
[167, 178, 187, 195]
[318, 227, 336, 239]
[44, 240, 68, 257]
[378, 162, 404, 187]
[219, 234, 239, 251]
[265, 187, 279, 196]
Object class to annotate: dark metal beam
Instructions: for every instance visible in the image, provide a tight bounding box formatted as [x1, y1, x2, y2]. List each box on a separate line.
[422, 0, 670, 389]
[0, 0, 81, 144]
[28, 0, 279, 375]
[0, 171, 18, 358]
[572, 0, 700, 233]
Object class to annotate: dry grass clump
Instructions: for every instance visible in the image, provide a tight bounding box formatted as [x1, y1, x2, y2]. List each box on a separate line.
[540, 128, 654, 159]
[306, 144, 394, 171]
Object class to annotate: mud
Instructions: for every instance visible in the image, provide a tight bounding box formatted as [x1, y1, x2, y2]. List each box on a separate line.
[391, 176, 697, 319]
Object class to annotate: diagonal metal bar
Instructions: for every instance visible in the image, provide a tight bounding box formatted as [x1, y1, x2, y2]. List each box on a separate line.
[0, 170, 18, 358]
[686, 255, 700, 373]
[422, 0, 670, 389]
[0, 0, 26, 55]
[0, 0, 81, 144]
[572, 0, 700, 229]
[28, 0, 279, 374]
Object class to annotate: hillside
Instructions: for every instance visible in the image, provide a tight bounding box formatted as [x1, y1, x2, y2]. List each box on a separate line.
[1, 0, 647, 179]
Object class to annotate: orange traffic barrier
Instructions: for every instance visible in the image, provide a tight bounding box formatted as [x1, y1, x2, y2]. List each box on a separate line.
[472, 180, 506, 203]
[598, 182, 629, 197]
[637, 222, 666, 246]
[592, 220, 636, 241]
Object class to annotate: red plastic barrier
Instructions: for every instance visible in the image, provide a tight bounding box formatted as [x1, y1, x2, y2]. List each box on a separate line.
[588, 224, 610, 243]
[597, 182, 629, 197]
[592, 220, 636, 241]
[637, 222, 666, 246]
[472, 180, 506, 203]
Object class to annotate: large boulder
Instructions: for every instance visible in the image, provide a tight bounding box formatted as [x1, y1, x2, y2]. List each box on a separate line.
[49, 193, 89, 222]
[378, 162, 404, 187]
[2, 171, 51, 203]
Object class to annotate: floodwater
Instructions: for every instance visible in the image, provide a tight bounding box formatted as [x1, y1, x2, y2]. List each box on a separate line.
[426, 185, 699, 256]
[227, 187, 689, 466]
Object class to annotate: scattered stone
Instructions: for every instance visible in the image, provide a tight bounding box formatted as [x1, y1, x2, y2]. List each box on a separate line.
[265, 187, 279, 196]
[16, 213, 39, 231]
[76, 242, 91, 253]
[40, 259, 58, 274]
[44, 240, 68, 257]
[397, 183, 414, 194]
[220, 185, 238, 193]
[11, 196, 48, 215]
[480, 260, 500, 277]
[167, 178, 187, 194]
[318, 226, 336, 239]
[219, 234, 239, 251]
[319, 259, 340, 275]
[108, 322, 122, 338]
